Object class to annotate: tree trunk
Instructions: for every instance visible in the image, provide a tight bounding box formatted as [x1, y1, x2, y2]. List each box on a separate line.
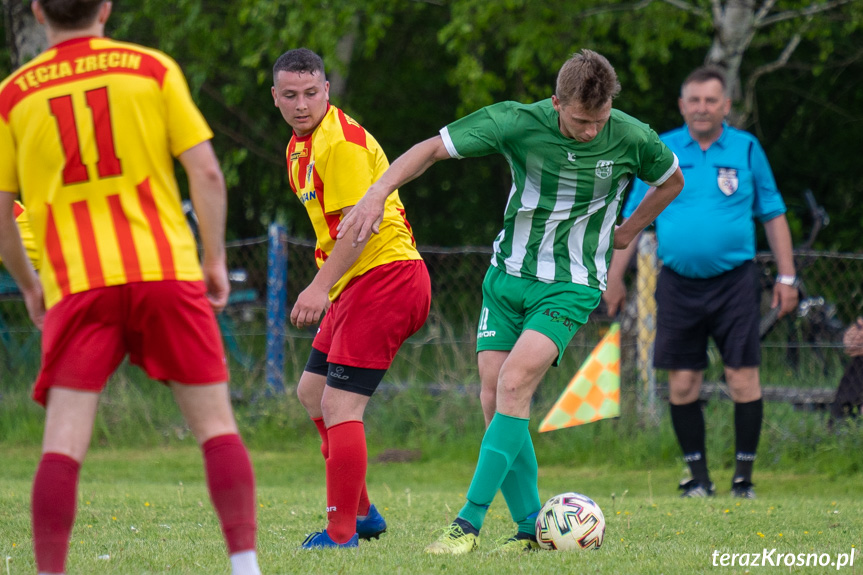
[705, 0, 757, 125]
[3, 0, 47, 69]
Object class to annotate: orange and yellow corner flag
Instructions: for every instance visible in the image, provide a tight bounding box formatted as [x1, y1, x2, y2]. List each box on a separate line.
[538, 323, 621, 432]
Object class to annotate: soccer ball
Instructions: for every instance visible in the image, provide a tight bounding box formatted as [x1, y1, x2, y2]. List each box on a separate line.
[535, 492, 606, 551]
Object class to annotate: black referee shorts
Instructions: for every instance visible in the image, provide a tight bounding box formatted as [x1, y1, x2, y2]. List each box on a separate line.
[654, 261, 761, 371]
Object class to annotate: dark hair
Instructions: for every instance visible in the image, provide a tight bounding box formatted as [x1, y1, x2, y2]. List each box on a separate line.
[272, 48, 326, 86]
[555, 49, 621, 110]
[681, 66, 727, 93]
[38, 0, 104, 30]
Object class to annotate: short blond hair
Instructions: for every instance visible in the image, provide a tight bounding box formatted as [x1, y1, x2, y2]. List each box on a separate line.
[555, 49, 621, 109]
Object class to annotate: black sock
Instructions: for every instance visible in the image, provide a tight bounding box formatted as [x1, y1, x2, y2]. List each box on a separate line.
[454, 517, 479, 536]
[670, 400, 710, 484]
[734, 398, 763, 483]
[514, 531, 537, 541]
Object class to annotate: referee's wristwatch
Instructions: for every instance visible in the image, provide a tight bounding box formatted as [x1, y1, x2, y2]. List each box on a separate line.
[775, 274, 799, 287]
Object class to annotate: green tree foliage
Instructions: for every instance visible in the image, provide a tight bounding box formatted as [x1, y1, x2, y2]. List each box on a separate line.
[1, 1, 860, 249]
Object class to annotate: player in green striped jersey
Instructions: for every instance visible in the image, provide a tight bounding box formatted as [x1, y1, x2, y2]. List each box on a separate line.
[339, 49, 684, 554]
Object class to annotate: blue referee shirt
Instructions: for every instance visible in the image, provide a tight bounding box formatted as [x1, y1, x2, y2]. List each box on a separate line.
[622, 123, 786, 279]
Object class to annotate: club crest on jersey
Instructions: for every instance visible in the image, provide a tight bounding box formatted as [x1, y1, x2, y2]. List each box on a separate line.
[567, 152, 577, 162]
[595, 160, 614, 179]
[717, 167, 738, 196]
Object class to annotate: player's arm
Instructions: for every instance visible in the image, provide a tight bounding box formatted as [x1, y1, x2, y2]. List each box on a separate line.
[178, 140, 229, 312]
[0, 191, 44, 328]
[337, 135, 450, 246]
[614, 167, 683, 249]
[291, 205, 370, 329]
[763, 213, 798, 318]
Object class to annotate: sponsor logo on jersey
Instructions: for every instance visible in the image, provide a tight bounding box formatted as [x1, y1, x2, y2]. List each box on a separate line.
[542, 308, 575, 331]
[290, 147, 309, 161]
[595, 160, 614, 179]
[326, 506, 337, 512]
[307, 161, 315, 182]
[298, 190, 317, 203]
[477, 330, 497, 338]
[717, 167, 738, 195]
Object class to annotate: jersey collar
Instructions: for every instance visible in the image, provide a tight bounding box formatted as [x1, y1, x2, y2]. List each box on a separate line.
[51, 36, 98, 50]
[682, 121, 730, 151]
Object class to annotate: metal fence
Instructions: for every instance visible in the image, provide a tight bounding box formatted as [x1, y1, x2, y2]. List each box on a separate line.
[2, 235, 862, 426]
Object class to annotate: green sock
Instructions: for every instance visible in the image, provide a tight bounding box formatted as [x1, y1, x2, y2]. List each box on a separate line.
[501, 433, 541, 535]
[458, 412, 529, 531]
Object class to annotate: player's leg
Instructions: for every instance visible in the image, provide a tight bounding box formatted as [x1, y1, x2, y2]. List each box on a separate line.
[30, 288, 126, 575]
[130, 281, 259, 574]
[489, 278, 599, 552]
[451, 332, 555, 549]
[655, 267, 713, 497]
[170, 382, 259, 573]
[479, 350, 508, 425]
[299, 351, 381, 537]
[297, 368, 381, 548]
[426, 267, 522, 553]
[305, 261, 430, 548]
[712, 262, 762, 498]
[34, 389, 100, 575]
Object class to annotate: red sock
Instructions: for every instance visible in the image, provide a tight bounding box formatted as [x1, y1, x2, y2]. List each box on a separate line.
[202, 434, 257, 554]
[325, 421, 367, 543]
[312, 417, 329, 459]
[32, 453, 80, 574]
[314, 417, 370, 516]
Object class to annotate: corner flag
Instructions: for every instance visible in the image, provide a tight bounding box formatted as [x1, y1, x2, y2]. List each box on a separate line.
[538, 323, 620, 432]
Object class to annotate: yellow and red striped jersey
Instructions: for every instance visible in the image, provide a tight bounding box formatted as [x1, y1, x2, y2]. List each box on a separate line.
[0, 36, 212, 308]
[286, 104, 420, 300]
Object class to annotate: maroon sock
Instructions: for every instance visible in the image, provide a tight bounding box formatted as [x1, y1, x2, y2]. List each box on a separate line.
[325, 421, 367, 543]
[315, 417, 370, 516]
[32, 453, 80, 574]
[202, 434, 257, 554]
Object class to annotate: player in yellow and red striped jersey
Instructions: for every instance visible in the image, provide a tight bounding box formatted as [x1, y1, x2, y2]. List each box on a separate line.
[0, 2, 260, 574]
[272, 48, 431, 549]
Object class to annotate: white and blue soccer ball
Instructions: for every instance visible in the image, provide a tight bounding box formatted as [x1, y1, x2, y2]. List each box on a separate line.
[535, 492, 606, 551]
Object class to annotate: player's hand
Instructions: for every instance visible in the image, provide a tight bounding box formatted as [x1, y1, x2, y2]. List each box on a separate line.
[291, 284, 330, 328]
[843, 317, 863, 357]
[336, 189, 386, 247]
[21, 281, 45, 330]
[602, 279, 627, 318]
[202, 259, 230, 313]
[771, 282, 799, 319]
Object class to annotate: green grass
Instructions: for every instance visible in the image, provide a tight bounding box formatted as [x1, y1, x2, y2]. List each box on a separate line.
[1, 446, 861, 574]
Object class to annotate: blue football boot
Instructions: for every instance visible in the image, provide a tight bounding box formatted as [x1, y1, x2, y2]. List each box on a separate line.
[301, 530, 359, 549]
[356, 503, 387, 540]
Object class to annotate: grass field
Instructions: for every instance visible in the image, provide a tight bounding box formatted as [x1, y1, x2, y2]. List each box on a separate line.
[1, 445, 861, 575]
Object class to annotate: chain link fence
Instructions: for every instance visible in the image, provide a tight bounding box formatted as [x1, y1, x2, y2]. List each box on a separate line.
[2, 235, 862, 428]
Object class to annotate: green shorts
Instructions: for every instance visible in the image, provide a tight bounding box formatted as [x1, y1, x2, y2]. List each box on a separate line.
[476, 265, 601, 365]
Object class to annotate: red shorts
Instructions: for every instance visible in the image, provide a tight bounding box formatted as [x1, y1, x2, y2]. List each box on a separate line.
[313, 260, 431, 369]
[33, 281, 228, 406]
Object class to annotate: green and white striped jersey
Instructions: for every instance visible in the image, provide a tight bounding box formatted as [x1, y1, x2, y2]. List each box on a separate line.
[440, 99, 678, 290]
